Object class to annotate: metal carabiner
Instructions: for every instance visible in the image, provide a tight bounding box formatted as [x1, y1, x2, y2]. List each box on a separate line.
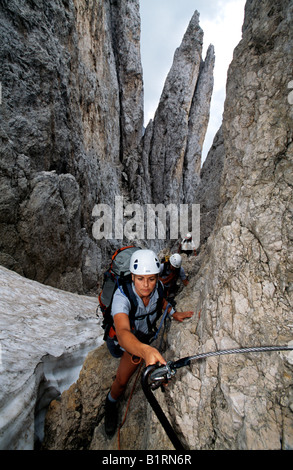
[147, 361, 176, 389]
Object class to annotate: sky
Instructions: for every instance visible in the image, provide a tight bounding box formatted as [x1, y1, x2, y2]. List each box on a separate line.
[140, 0, 246, 161]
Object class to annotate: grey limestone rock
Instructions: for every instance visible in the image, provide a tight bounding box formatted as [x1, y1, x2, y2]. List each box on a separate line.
[2, 0, 292, 453]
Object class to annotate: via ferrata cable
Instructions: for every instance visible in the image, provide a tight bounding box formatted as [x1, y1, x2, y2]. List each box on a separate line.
[141, 344, 293, 450]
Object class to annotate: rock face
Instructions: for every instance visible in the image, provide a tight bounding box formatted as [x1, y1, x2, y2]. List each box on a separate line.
[136, 12, 214, 206]
[0, 0, 142, 293]
[166, 0, 293, 450]
[42, 343, 152, 451]
[42, 0, 293, 451]
[193, 126, 225, 245]
[0, 1, 214, 293]
[1, 0, 292, 452]
[0, 0, 216, 451]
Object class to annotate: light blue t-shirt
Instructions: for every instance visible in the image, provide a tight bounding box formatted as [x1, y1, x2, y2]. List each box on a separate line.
[111, 282, 173, 337]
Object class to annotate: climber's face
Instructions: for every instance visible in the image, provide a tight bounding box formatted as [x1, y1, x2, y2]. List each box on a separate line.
[132, 274, 158, 299]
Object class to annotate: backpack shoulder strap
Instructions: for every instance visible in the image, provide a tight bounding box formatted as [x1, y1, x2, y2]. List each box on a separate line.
[155, 280, 165, 319]
[119, 279, 138, 329]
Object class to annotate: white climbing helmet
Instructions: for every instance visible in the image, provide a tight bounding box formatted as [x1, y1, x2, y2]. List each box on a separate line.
[130, 249, 161, 275]
[170, 253, 182, 268]
[186, 232, 192, 239]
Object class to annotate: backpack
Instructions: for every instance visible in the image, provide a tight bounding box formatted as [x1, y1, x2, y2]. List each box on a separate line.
[98, 246, 165, 343]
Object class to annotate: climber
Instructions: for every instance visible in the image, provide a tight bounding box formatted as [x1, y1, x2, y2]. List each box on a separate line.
[159, 253, 188, 306]
[104, 249, 194, 438]
[178, 232, 197, 256]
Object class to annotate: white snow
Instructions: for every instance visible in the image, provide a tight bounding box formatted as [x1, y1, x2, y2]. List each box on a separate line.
[0, 266, 103, 450]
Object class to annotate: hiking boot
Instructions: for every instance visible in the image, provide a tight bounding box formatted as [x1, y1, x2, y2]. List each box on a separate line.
[104, 395, 118, 437]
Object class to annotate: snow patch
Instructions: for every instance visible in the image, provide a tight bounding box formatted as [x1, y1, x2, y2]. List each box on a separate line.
[0, 266, 103, 449]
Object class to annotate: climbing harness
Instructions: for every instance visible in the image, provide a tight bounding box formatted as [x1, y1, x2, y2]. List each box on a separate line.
[141, 344, 293, 450]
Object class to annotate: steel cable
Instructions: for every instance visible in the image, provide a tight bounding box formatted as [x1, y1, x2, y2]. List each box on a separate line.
[172, 345, 293, 369]
[142, 344, 293, 450]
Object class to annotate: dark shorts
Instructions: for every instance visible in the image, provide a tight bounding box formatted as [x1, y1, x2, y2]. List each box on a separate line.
[106, 337, 124, 358]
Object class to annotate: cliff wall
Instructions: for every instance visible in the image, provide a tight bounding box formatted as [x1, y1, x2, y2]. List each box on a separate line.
[42, 0, 293, 450]
[0, 0, 214, 292]
[1, 0, 292, 451]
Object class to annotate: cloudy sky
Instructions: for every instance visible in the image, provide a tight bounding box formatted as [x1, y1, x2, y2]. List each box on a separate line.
[140, 0, 246, 160]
